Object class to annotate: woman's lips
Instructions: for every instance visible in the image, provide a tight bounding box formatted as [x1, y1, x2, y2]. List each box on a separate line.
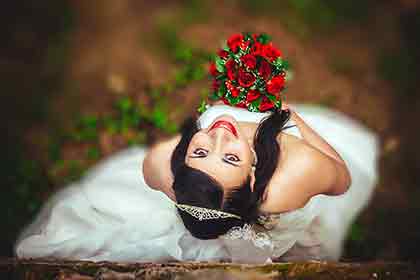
[209, 120, 238, 137]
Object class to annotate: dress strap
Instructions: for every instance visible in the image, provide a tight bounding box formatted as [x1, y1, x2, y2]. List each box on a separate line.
[281, 119, 302, 139]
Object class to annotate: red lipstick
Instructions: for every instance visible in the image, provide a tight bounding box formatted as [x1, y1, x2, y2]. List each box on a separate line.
[209, 120, 238, 137]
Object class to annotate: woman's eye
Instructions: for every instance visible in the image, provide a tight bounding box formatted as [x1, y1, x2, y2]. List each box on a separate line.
[193, 148, 208, 156]
[225, 154, 240, 162]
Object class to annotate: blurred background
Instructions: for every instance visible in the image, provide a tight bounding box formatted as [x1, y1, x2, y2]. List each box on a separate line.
[1, 0, 419, 261]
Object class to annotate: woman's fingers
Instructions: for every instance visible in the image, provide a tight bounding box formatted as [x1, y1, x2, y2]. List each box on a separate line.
[212, 100, 225, 105]
[281, 101, 289, 111]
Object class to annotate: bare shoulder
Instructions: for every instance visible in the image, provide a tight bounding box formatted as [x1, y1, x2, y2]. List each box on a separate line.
[259, 133, 349, 214]
[142, 135, 180, 199]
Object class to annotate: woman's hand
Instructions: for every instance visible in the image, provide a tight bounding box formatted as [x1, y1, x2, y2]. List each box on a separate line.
[212, 100, 225, 106]
[282, 101, 292, 113]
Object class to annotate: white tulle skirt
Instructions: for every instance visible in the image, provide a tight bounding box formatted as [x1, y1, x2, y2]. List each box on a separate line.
[14, 104, 380, 262]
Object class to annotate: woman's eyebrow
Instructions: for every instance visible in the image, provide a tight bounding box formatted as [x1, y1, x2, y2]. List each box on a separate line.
[188, 155, 239, 167]
[189, 155, 206, 158]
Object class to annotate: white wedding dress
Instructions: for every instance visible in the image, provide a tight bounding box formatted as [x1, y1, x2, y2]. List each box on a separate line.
[15, 104, 379, 263]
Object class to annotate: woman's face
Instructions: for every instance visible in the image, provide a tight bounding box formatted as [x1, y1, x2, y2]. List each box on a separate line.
[185, 115, 255, 191]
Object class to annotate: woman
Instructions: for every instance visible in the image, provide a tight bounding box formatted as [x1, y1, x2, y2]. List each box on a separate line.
[14, 102, 379, 262]
[143, 100, 377, 261]
[15, 34, 379, 262]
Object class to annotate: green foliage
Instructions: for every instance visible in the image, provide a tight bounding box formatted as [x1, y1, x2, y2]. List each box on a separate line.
[71, 115, 99, 142]
[377, 50, 418, 96]
[86, 146, 101, 160]
[66, 160, 85, 183]
[257, 33, 272, 44]
[349, 222, 365, 242]
[197, 100, 208, 113]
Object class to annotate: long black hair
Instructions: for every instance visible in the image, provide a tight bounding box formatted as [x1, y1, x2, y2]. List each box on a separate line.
[170, 109, 291, 239]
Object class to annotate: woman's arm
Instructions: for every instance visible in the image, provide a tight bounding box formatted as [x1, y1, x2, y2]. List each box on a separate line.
[285, 104, 351, 195]
[289, 109, 346, 166]
[142, 135, 181, 201]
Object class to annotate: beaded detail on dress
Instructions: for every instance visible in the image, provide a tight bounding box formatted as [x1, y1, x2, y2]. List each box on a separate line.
[256, 195, 325, 259]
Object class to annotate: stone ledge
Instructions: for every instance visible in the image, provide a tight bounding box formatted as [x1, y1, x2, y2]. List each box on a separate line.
[0, 258, 419, 279]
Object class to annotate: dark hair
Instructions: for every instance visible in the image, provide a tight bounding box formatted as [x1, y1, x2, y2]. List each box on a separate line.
[170, 109, 291, 239]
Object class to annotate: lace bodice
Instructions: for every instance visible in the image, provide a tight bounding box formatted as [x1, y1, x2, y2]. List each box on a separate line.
[257, 195, 330, 260]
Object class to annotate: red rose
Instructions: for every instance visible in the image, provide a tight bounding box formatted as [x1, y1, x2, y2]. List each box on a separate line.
[251, 41, 264, 56]
[209, 62, 219, 76]
[266, 75, 285, 94]
[211, 80, 220, 91]
[259, 96, 275, 112]
[231, 87, 240, 97]
[238, 69, 256, 88]
[258, 59, 272, 80]
[246, 90, 261, 102]
[221, 97, 230, 105]
[227, 33, 244, 53]
[240, 54, 257, 69]
[240, 39, 250, 51]
[225, 59, 237, 80]
[236, 101, 247, 108]
[225, 80, 240, 97]
[262, 42, 282, 62]
[218, 49, 229, 59]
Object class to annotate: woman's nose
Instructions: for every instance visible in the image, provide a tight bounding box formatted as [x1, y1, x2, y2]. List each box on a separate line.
[209, 128, 233, 152]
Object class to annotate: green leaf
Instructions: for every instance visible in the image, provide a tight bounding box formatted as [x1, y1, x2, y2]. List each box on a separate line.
[267, 94, 277, 103]
[242, 31, 253, 40]
[275, 99, 282, 109]
[273, 57, 284, 67]
[116, 97, 132, 113]
[209, 91, 220, 100]
[217, 82, 227, 97]
[282, 60, 291, 70]
[197, 100, 208, 113]
[257, 33, 271, 44]
[215, 56, 225, 72]
[226, 94, 241, 105]
[248, 97, 262, 112]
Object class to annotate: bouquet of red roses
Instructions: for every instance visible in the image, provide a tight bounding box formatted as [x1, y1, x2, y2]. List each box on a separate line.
[207, 32, 289, 112]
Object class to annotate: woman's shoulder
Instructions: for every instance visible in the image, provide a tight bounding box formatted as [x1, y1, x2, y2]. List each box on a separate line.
[143, 135, 180, 200]
[260, 136, 337, 214]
